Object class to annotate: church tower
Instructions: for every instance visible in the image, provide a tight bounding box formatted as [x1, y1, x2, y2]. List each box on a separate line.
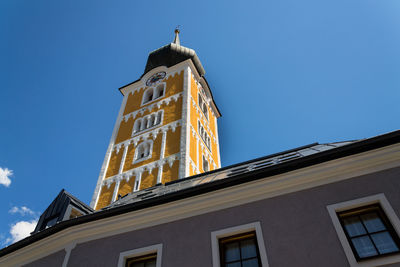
[91, 30, 221, 210]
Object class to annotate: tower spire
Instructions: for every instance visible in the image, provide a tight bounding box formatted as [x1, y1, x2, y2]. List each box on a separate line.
[173, 27, 180, 45]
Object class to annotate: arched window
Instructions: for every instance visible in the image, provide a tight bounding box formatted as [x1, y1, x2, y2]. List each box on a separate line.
[143, 88, 154, 104]
[150, 114, 156, 127]
[133, 119, 142, 134]
[135, 141, 152, 161]
[142, 117, 149, 130]
[156, 111, 162, 125]
[203, 156, 209, 172]
[202, 103, 208, 120]
[132, 110, 164, 136]
[155, 84, 164, 99]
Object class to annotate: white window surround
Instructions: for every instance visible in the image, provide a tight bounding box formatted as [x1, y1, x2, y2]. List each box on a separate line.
[133, 140, 153, 164]
[197, 120, 211, 151]
[211, 222, 269, 267]
[132, 110, 164, 137]
[141, 83, 166, 106]
[117, 243, 162, 267]
[327, 193, 400, 267]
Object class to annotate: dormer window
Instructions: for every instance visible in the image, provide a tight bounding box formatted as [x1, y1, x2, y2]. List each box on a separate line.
[142, 83, 166, 105]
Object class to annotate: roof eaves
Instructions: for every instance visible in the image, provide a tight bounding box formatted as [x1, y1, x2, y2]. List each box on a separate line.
[1, 130, 399, 257]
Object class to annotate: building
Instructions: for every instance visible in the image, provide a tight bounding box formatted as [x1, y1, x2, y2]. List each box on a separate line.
[92, 29, 221, 210]
[1, 31, 400, 267]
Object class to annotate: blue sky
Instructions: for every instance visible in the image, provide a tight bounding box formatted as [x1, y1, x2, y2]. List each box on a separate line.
[0, 0, 399, 247]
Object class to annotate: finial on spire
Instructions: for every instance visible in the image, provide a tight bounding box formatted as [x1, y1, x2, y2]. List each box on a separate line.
[173, 26, 180, 45]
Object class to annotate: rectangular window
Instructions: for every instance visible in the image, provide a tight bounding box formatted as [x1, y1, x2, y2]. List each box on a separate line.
[125, 253, 157, 267]
[219, 231, 262, 267]
[338, 204, 400, 261]
[117, 244, 162, 267]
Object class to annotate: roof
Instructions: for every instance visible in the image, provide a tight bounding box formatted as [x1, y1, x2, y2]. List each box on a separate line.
[143, 43, 205, 78]
[33, 189, 93, 234]
[1, 129, 399, 257]
[107, 141, 356, 209]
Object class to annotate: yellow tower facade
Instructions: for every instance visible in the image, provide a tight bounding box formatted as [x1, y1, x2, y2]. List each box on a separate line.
[91, 31, 221, 210]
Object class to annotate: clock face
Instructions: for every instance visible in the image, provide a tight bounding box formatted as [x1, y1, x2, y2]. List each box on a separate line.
[146, 72, 166, 86]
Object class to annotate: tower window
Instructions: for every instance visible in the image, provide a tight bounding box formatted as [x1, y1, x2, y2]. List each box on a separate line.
[155, 84, 164, 98]
[198, 120, 211, 150]
[203, 156, 209, 172]
[143, 89, 153, 104]
[135, 141, 153, 162]
[132, 111, 163, 136]
[142, 84, 165, 105]
[198, 93, 208, 120]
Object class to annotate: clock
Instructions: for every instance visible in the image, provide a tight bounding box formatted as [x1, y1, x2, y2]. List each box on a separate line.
[146, 72, 166, 86]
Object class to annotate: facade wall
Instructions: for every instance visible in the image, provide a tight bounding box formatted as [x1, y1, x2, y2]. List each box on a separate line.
[95, 70, 185, 209]
[189, 75, 219, 173]
[23, 249, 65, 267]
[60, 167, 400, 266]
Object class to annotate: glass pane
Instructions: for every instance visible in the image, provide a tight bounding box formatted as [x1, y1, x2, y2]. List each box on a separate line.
[226, 263, 241, 267]
[242, 258, 260, 267]
[343, 216, 366, 237]
[240, 239, 257, 259]
[371, 232, 399, 254]
[361, 213, 386, 233]
[225, 242, 241, 262]
[352, 236, 378, 258]
[145, 259, 156, 267]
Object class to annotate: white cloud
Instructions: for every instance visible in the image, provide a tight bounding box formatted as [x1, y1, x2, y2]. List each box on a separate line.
[5, 220, 37, 244]
[9, 206, 35, 216]
[0, 167, 13, 187]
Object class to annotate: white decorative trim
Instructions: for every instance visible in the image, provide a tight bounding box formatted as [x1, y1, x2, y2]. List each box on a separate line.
[101, 153, 181, 188]
[179, 66, 191, 179]
[90, 89, 129, 208]
[114, 120, 181, 150]
[327, 194, 400, 267]
[122, 92, 182, 123]
[189, 158, 199, 174]
[211, 222, 269, 267]
[117, 243, 162, 267]
[214, 116, 221, 168]
[61, 242, 76, 267]
[2, 144, 399, 266]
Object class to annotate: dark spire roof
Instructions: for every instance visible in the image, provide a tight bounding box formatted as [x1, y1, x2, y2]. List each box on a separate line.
[143, 30, 205, 77]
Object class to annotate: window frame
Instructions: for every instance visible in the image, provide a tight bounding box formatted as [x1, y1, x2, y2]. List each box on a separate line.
[141, 83, 166, 106]
[117, 244, 162, 267]
[125, 253, 157, 267]
[132, 110, 164, 137]
[327, 194, 400, 267]
[133, 140, 153, 163]
[211, 222, 269, 267]
[338, 204, 400, 261]
[219, 231, 262, 266]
